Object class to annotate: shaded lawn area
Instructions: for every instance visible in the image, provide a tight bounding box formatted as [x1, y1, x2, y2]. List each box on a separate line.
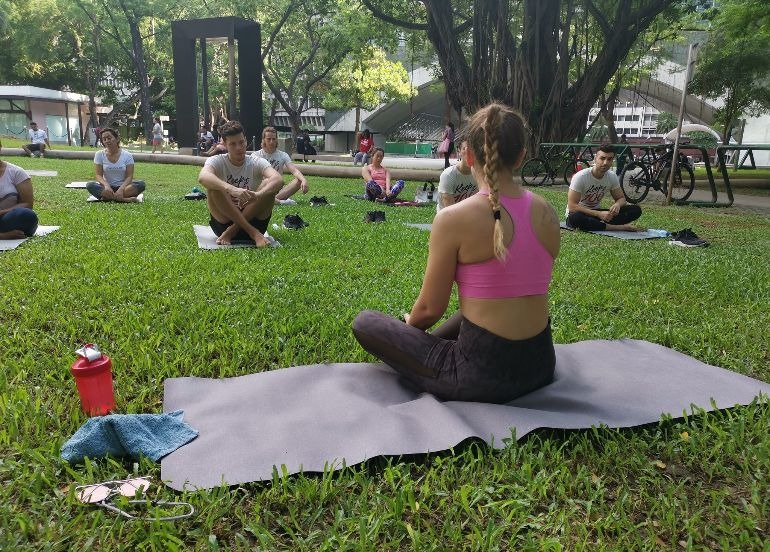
[1, 157, 769, 550]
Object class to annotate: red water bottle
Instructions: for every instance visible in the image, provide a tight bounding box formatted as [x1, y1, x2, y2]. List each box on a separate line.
[70, 344, 115, 416]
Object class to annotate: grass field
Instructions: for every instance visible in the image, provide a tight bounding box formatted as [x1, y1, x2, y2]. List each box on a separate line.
[1, 156, 769, 550]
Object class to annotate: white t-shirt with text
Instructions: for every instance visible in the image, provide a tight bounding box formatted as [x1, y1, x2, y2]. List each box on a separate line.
[203, 154, 272, 207]
[566, 167, 620, 216]
[437, 164, 477, 212]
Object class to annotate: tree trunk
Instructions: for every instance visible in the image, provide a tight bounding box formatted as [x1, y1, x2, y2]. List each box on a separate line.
[123, 7, 153, 144]
[382, 0, 678, 151]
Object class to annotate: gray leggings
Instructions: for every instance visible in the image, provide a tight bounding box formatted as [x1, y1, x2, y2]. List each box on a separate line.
[352, 310, 555, 403]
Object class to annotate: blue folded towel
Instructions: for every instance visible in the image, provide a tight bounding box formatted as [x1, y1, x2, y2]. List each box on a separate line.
[61, 410, 199, 463]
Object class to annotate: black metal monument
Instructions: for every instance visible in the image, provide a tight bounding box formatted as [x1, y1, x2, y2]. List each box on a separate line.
[171, 17, 262, 154]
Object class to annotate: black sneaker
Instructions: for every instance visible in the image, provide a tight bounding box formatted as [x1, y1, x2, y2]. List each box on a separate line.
[669, 228, 708, 248]
[309, 195, 329, 206]
[283, 214, 308, 230]
[364, 211, 386, 223]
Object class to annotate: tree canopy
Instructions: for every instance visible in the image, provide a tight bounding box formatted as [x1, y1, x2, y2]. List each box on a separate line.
[363, 0, 694, 148]
[689, 0, 770, 144]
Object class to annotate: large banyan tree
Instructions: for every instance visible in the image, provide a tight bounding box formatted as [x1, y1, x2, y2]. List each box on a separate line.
[363, 0, 685, 146]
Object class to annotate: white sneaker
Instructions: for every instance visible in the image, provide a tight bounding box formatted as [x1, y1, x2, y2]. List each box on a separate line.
[277, 198, 297, 205]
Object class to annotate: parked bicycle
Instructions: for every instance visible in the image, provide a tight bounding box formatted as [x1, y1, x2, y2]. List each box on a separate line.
[619, 145, 695, 203]
[520, 149, 592, 186]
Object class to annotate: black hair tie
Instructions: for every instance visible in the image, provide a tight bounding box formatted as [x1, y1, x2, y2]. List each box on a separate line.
[493, 210, 501, 220]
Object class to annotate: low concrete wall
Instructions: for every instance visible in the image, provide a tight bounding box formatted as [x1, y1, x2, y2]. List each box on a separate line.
[2, 148, 444, 182]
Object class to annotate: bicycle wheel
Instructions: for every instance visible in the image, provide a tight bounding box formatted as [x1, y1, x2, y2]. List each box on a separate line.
[619, 162, 652, 203]
[562, 160, 578, 185]
[520, 158, 550, 186]
[660, 162, 695, 202]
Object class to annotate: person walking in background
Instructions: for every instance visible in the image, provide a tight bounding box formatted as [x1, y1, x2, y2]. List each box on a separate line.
[438, 121, 455, 169]
[151, 117, 164, 154]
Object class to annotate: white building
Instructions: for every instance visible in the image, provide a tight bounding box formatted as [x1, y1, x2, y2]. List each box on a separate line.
[0, 85, 105, 146]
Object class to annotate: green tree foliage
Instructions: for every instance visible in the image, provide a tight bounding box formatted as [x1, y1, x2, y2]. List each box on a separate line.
[685, 130, 717, 149]
[323, 46, 415, 133]
[689, 0, 770, 144]
[74, 0, 177, 140]
[202, 0, 399, 139]
[363, 0, 693, 149]
[656, 111, 677, 134]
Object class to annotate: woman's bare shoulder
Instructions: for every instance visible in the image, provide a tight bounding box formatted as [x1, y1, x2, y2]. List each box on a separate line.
[529, 192, 560, 226]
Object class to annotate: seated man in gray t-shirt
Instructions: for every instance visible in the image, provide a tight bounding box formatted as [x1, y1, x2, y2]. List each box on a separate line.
[197, 121, 283, 246]
[565, 144, 642, 232]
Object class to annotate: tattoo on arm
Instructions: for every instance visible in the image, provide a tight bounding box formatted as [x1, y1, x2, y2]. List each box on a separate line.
[544, 203, 560, 226]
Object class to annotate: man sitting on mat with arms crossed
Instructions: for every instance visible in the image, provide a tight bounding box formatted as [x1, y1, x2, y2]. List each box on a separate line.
[566, 144, 642, 232]
[251, 126, 309, 205]
[198, 121, 283, 246]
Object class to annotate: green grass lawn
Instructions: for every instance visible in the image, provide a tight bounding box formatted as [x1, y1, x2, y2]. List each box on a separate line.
[1, 157, 769, 550]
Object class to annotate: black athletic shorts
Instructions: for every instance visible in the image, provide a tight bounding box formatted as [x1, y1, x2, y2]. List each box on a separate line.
[209, 215, 271, 242]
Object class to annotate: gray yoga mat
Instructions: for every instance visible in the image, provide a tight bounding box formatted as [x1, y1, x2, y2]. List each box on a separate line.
[161, 339, 770, 490]
[559, 221, 667, 240]
[66, 181, 89, 188]
[193, 225, 281, 249]
[0, 225, 60, 251]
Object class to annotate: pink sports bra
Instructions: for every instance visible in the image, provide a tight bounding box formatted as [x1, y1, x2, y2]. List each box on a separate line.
[455, 190, 554, 298]
[368, 166, 387, 188]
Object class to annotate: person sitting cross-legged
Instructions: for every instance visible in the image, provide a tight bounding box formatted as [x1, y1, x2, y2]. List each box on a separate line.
[437, 140, 478, 212]
[352, 103, 560, 403]
[197, 121, 284, 247]
[361, 148, 404, 202]
[565, 144, 643, 232]
[251, 126, 309, 205]
[0, 139, 38, 239]
[86, 128, 146, 203]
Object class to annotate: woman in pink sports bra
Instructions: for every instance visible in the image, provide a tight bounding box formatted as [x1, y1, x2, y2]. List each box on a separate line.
[361, 148, 405, 202]
[353, 103, 560, 403]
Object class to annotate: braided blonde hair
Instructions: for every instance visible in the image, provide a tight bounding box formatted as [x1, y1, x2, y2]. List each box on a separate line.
[466, 103, 528, 261]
